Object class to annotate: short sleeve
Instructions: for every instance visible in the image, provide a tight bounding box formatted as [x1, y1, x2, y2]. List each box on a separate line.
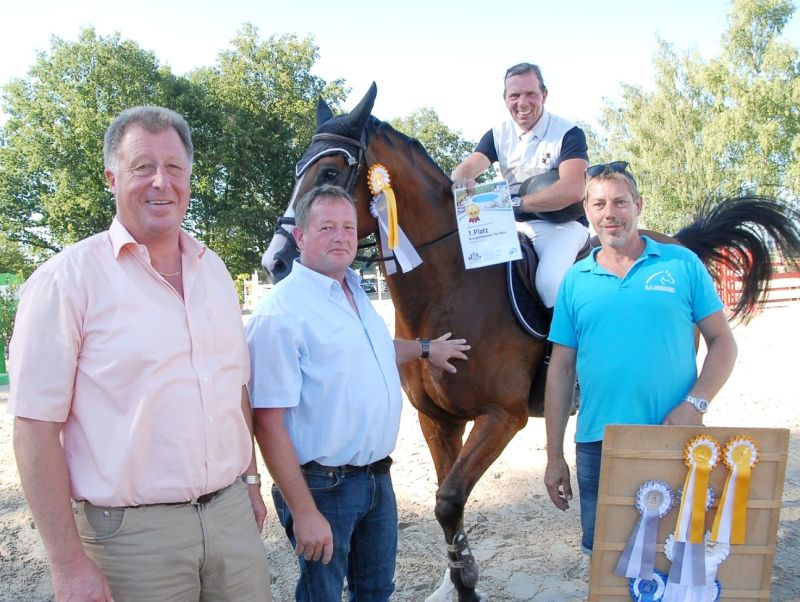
[559, 127, 589, 163]
[548, 272, 579, 349]
[245, 312, 303, 409]
[8, 268, 83, 421]
[474, 130, 497, 163]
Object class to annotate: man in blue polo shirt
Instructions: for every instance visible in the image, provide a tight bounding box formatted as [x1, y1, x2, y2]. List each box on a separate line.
[451, 62, 589, 309]
[543, 162, 738, 554]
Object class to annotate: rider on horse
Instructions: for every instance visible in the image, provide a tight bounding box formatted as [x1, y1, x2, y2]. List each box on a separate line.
[451, 62, 590, 310]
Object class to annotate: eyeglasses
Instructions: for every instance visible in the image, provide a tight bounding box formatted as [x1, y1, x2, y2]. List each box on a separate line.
[585, 161, 630, 178]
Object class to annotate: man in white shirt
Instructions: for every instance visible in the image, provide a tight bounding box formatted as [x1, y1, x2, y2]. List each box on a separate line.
[246, 185, 469, 601]
[451, 62, 590, 308]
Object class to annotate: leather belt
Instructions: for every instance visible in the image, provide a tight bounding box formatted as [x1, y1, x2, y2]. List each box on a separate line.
[301, 456, 393, 475]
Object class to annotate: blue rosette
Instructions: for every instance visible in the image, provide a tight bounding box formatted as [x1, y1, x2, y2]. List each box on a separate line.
[629, 569, 667, 601]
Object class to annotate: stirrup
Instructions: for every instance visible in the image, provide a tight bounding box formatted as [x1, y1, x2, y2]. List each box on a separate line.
[446, 528, 479, 588]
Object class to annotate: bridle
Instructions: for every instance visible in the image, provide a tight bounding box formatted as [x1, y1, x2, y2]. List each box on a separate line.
[275, 124, 457, 268]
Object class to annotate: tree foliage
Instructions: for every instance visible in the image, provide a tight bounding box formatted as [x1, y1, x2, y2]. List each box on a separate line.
[389, 107, 478, 178]
[183, 25, 347, 274]
[599, 0, 799, 233]
[0, 29, 179, 254]
[0, 25, 347, 276]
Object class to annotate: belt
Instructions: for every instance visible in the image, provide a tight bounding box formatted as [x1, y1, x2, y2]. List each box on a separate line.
[73, 481, 234, 513]
[301, 456, 393, 475]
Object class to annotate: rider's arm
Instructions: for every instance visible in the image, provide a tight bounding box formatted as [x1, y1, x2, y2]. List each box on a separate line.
[518, 157, 588, 213]
[451, 153, 491, 183]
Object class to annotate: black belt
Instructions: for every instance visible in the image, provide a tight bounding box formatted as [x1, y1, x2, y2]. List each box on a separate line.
[301, 456, 393, 475]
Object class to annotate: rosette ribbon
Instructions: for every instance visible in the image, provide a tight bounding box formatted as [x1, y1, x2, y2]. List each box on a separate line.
[665, 435, 720, 596]
[616, 481, 674, 580]
[367, 164, 422, 275]
[711, 436, 759, 545]
[368, 164, 399, 249]
[664, 532, 726, 602]
[629, 570, 668, 602]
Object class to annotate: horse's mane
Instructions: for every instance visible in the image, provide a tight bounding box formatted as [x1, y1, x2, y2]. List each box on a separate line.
[366, 117, 451, 185]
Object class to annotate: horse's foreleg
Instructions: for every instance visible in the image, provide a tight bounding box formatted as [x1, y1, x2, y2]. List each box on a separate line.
[418, 411, 466, 485]
[435, 410, 527, 601]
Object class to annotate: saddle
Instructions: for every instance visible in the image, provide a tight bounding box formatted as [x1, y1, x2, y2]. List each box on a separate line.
[506, 233, 593, 339]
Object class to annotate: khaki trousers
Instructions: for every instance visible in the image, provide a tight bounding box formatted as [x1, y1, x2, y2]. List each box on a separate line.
[74, 479, 271, 602]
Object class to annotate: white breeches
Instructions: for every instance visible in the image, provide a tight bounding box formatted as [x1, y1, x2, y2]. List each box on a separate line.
[516, 219, 590, 308]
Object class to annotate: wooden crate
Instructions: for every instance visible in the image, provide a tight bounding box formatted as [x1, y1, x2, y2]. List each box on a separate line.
[588, 425, 789, 601]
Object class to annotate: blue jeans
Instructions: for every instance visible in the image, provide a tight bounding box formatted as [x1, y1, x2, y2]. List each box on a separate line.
[576, 441, 603, 554]
[272, 463, 397, 601]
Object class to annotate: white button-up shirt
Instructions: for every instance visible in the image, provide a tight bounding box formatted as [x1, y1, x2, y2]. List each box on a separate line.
[246, 261, 402, 467]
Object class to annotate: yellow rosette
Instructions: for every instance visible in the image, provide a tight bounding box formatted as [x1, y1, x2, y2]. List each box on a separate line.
[666, 435, 721, 593]
[675, 435, 721, 544]
[711, 436, 759, 545]
[368, 164, 399, 249]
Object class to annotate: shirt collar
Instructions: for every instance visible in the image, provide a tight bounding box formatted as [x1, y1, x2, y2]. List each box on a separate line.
[516, 109, 551, 141]
[109, 217, 206, 260]
[580, 235, 661, 272]
[290, 259, 360, 297]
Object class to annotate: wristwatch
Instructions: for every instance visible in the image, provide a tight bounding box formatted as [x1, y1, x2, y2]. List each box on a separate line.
[683, 395, 709, 414]
[241, 473, 261, 486]
[416, 338, 430, 359]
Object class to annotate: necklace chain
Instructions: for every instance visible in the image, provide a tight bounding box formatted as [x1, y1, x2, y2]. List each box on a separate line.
[157, 270, 182, 277]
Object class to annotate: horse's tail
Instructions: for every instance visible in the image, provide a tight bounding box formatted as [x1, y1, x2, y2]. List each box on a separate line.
[674, 196, 800, 321]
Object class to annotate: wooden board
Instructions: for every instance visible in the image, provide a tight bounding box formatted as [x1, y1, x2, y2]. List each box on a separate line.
[588, 425, 789, 601]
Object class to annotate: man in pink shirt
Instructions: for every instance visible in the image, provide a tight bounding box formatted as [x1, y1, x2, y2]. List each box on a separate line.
[8, 106, 270, 601]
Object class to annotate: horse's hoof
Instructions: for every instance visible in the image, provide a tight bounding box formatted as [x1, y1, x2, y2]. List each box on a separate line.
[425, 570, 487, 602]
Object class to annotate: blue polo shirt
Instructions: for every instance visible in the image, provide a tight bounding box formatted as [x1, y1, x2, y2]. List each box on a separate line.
[549, 236, 723, 442]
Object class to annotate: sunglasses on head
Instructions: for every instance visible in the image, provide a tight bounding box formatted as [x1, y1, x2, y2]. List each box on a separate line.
[585, 161, 630, 178]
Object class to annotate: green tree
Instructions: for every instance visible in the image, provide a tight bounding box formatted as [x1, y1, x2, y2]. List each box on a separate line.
[184, 24, 347, 274]
[390, 108, 494, 180]
[599, 0, 799, 233]
[0, 25, 348, 276]
[0, 28, 180, 255]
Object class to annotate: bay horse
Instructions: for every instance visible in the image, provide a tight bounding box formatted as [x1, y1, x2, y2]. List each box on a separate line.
[263, 83, 800, 601]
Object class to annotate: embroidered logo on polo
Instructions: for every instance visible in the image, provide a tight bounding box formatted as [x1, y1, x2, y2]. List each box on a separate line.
[645, 270, 676, 293]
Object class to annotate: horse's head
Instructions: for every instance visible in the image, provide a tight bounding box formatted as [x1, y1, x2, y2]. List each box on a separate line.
[262, 83, 379, 282]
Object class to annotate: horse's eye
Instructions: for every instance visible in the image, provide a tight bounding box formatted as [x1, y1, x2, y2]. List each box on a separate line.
[321, 168, 339, 182]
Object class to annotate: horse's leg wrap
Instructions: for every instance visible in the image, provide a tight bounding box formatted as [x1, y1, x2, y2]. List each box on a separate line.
[446, 527, 479, 589]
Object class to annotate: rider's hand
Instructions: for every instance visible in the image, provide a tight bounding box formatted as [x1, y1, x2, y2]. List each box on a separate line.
[451, 178, 476, 194]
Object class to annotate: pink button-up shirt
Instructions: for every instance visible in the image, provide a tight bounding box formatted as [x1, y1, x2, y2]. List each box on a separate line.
[8, 218, 252, 506]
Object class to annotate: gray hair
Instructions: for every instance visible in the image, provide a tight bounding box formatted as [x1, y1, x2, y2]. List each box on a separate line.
[503, 63, 547, 96]
[294, 185, 357, 230]
[584, 167, 640, 201]
[103, 106, 193, 171]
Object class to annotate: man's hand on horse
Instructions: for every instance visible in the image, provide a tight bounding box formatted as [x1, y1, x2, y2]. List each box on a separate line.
[428, 332, 470, 373]
[544, 458, 573, 511]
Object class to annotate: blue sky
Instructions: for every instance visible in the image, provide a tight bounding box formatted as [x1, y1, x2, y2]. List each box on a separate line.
[2, 0, 799, 140]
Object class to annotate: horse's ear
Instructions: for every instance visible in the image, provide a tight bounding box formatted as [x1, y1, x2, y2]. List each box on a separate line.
[345, 82, 377, 134]
[316, 96, 335, 127]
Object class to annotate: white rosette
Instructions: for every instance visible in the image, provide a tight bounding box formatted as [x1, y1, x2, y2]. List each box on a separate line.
[369, 195, 422, 275]
[664, 532, 728, 602]
[616, 480, 674, 579]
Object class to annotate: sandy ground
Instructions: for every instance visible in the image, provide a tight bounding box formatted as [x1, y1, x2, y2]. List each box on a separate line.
[1, 302, 798, 601]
